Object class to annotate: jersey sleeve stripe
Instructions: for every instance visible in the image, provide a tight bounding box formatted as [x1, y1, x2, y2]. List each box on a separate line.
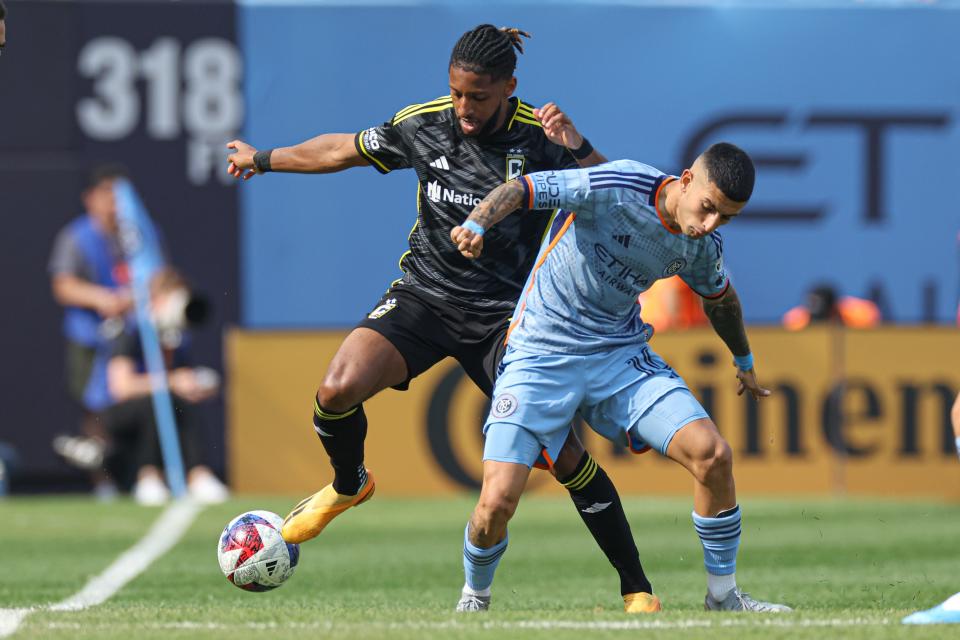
[354, 132, 391, 174]
[588, 181, 653, 196]
[589, 175, 655, 188]
[512, 115, 542, 127]
[589, 171, 657, 183]
[392, 96, 451, 122]
[393, 101, 454, 125]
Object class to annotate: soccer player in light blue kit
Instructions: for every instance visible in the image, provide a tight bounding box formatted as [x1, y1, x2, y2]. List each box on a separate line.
[449, 143, 791, 613]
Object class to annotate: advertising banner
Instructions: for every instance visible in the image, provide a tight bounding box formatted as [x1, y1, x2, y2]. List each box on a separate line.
[228, 327, 960, 498]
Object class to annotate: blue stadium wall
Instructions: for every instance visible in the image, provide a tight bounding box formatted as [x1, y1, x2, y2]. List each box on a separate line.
[238, 1, 959, 326]
[1, 0, 957, 490]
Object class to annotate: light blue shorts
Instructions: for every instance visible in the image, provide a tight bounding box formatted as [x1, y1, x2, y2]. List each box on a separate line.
[483, 344, 709, 468]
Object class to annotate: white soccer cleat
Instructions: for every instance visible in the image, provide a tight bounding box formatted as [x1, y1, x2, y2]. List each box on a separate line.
[455, 593, 491, 612]
[705, 587, 792, 612]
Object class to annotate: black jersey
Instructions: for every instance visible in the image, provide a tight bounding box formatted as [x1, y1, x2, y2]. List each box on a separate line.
[354, 96, 578, 313]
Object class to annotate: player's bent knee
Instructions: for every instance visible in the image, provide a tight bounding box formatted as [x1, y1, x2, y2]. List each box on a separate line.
[315, 378, 363, 414]
[692, 439, 733, 485]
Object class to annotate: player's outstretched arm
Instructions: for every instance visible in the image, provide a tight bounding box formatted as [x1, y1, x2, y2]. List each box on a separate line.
[702, 284, 771, 401]
[450, 179, 527, 259]
[226, 134, 368, 180]
[534, 102, 607, 167]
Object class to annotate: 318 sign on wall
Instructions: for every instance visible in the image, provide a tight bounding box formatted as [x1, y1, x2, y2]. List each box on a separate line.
[76, 37, 242, 185]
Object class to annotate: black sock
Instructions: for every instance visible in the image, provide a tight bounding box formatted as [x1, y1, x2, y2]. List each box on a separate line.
[312, 398, 368, 495]
[561, 452, 653, 596]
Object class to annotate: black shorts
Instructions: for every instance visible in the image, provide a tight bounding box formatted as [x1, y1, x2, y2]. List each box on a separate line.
[355, 282, 510, 395]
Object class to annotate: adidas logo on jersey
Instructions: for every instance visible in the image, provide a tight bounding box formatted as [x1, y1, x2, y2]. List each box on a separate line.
[613, 234, 631, 248]
[428, 156, 450, 170]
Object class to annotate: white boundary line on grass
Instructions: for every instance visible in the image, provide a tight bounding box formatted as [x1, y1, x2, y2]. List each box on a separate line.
[39, 616, 894, 632]
[0, 500, 202, 638]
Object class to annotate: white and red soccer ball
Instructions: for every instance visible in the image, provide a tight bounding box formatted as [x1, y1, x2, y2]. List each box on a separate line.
[217, 510, 299, 591]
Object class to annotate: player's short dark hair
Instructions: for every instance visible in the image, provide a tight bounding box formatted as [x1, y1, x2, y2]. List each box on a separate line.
[84, 163, 129, 191]
[0, 1, 7, 20]
[702, 142, 755, 203]
[449, 24, 530, 82]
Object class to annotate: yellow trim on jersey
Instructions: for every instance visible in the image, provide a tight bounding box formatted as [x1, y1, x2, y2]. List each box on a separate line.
[357, 132, 390, 173]
[506, 100, 524, 131]
[396, 185, 420, 273]
[513, 115, 542, 127]
[394, 102, 454, 125]
[509, 101, 541, 128]
[393, 95, 450, 122]
[392, 97, 454, 125]
[397, 249, 411, 272]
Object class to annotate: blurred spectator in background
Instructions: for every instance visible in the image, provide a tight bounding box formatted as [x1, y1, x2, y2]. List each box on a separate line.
[782, 283, 881, 330]
[0, 1, 7, 55]
[637, 277, 708, 333]
[48, 165, 134, 498]
[103, 268, 227, 505]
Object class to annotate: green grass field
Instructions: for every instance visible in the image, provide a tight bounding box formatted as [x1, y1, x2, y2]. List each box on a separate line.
[3, 495, 958, 639]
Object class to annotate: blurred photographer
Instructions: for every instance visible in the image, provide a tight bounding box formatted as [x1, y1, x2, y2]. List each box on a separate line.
[49, 165, 134, 497]
[103, 268, 228, 505]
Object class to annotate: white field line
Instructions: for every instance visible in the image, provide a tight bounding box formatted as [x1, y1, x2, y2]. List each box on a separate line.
[0, 500, 202, 638]
[40, 616, 893, 632]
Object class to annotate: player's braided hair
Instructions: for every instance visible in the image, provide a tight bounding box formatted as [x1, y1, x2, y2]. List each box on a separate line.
[702, 142, 756, 203]
[449, 24, 530, 82]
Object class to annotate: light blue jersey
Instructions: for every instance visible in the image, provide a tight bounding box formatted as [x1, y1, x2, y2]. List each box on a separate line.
[508, 160, 729, 355]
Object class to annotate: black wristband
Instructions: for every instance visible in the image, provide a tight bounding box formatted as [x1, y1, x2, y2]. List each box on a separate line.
[253, 149, 273, 173]
[571, 137, 594, 161]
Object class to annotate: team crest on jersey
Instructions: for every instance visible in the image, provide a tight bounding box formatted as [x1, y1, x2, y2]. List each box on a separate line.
[367, 298, 397, 319]
[663, 259, 686, 276]
[506, 154, 526, 181]
[491, 393, 519, 419]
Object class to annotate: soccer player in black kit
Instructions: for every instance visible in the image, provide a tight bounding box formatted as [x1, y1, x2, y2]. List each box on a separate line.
[227, 25, 659, 613]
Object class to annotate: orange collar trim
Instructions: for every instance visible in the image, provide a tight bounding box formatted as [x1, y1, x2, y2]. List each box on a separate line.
[654, 176, 679, 234]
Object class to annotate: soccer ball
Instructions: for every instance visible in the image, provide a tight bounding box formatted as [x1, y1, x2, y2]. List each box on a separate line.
[217, 510, 300, 591]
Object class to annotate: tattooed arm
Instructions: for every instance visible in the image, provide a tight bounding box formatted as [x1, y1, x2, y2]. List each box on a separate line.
[702, 284, 771, 401]
[450, 179, 527, 259]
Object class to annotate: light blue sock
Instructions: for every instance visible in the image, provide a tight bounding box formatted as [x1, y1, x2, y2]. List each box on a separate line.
[692, 505, 741, 578]
[955, 436, 960, 462]
[462, 525, 508, 592]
